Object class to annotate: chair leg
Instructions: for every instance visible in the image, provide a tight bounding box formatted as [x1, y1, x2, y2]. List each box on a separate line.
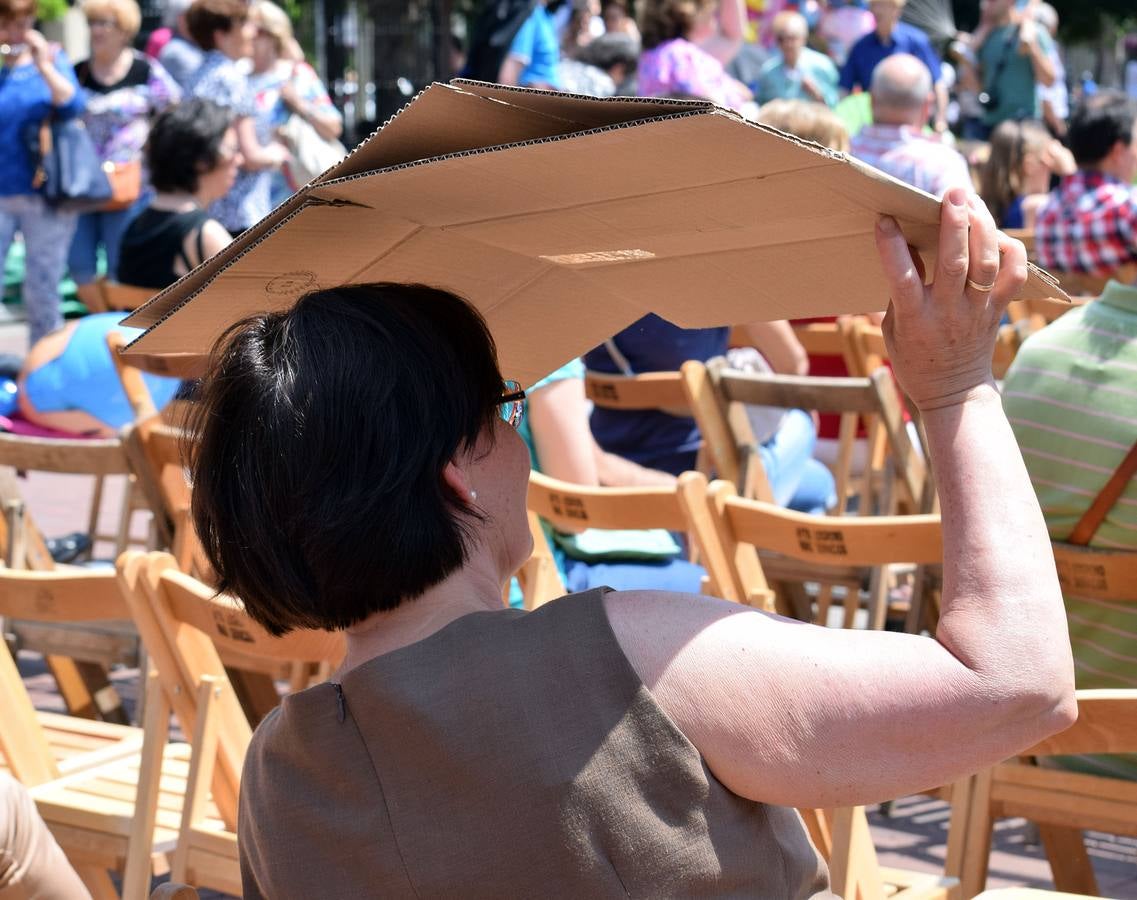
[958, 770, 995, 898]
[122, 673, 172, 900]
[1038, 824, 1098, 895]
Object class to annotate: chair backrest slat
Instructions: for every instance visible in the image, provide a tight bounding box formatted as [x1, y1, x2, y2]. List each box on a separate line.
[0, 433, 131, 476]
[527, 471, 690, 533]
[1024, 690, 1137, 757]
[720, 491, 942, 567]
[715, 369, 879, 414]
[584, 370, 689, 412]
[0, 568, 129, 621]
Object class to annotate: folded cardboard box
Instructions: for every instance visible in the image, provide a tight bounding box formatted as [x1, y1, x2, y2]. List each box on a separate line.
[122, 80, 1062, 384]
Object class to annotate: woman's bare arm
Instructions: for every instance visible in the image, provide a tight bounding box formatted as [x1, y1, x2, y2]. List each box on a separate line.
[605, 188, 1076, 809]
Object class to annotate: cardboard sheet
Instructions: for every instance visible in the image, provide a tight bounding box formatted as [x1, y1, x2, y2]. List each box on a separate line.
[121, 81, 1063, 384]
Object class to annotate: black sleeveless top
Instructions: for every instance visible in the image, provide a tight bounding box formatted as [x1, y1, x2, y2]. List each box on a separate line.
[117, 207, 209, 289]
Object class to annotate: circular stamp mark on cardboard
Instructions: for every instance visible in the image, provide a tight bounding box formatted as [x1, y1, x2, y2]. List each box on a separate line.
[265, 271, 318, 297]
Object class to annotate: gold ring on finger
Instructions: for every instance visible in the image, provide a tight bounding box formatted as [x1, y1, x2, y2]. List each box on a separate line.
[966, 278, 996, 293]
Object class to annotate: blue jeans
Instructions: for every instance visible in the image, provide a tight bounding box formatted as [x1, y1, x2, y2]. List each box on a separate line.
[758, 409, 837, 515]
[0, 194, 77, 345]
[67, 194, 148, 285]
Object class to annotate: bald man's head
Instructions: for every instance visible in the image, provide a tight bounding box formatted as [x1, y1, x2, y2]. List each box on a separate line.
[870, 53, 933, 126]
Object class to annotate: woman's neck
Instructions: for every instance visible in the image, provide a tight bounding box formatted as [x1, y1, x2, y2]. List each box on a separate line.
[336, 553, 509, 679]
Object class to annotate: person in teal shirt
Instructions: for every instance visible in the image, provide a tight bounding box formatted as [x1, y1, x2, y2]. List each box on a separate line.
[754, 11, 839, 108]
[976, 0, 1056, 134]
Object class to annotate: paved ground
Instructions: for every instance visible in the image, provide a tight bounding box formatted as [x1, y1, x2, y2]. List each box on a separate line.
[5, 317, 1137, 898]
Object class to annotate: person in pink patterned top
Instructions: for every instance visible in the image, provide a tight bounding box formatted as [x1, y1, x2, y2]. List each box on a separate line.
[637, 0, 752, 111]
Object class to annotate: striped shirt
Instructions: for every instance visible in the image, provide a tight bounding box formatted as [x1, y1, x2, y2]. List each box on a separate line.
[1002, 280, 1137, 780]
[849, 124, 972, 199]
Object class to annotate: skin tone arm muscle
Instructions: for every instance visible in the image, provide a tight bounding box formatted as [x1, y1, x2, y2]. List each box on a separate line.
[604, 189, 1076, 810]
[528, 378, 676, 487]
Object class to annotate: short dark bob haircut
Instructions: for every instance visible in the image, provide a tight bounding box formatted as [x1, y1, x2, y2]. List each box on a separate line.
[189, 283, 505, 636]
[146, 99, 233, 195]
[1067, 90, 1137, 168]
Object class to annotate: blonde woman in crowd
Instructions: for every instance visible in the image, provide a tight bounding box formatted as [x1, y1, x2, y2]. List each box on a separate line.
[247, 0, 342, 205]
[69, 0, 180, 306]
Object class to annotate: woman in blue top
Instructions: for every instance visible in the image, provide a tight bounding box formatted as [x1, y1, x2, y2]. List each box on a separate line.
[0, 0, 85, 345]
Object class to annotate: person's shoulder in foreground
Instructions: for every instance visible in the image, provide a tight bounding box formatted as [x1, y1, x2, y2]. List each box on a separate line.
[239, 589, 832, 899]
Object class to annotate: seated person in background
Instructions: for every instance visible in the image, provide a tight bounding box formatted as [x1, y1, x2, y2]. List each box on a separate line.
[584, 315, 836, 514]
[754, 11, 838, 108]
[198, 200, 1077, 897]
[1002, 276, 1137, 779]
[980, 118, 1075, 230]
[849, 54, 972, 199]
[517, 359, 705, 599]
[1035, 91, 1137, 278]
[17, 312, 181, 435]
[0, 773, 91, 898]
[118, 99, 237, 289]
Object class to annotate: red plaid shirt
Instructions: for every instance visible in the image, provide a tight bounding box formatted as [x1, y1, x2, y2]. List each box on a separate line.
[1035, 171, 1137, 276]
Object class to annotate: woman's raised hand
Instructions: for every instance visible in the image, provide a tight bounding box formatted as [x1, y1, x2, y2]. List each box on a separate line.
[874, 187, 1028, 412]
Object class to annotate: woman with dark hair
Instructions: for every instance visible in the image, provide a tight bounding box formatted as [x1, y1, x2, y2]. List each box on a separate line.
[193, 195, 1077, 898]
[68, 0, 180, 307]
[117, 99, 238, 288]
[184, 0, 287, 234]
[979, 118, 1074, 229]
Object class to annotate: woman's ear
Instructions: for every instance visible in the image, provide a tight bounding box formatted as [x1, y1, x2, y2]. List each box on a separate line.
[442, 460, 476, 504]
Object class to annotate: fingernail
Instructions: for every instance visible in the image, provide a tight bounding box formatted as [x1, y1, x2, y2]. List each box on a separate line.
[878, 216, 899, 236]
[947, 188, 966, 208]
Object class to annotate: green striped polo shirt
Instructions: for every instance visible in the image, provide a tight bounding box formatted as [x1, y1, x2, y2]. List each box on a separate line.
[1003, 280, 1137, 781]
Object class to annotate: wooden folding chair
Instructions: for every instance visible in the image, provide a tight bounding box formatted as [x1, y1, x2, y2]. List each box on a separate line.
[1005, 296, 1084, 337]
[0, 431, 144, 568]
[0, 567, 205, 900]
[703, 478, 942, 628]
[682, 358, 927, 516]
[117, 550, 345, 896]
[525, 469, 734, 605]
[946, 690, 1137, 898]
[0, 432, 155, 723]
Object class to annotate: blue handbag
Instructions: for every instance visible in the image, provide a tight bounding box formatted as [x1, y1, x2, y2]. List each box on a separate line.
[28, 116, 113, 212]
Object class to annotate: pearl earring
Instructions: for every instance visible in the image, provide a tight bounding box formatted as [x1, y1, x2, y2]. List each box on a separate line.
[469, 489, 478, 501]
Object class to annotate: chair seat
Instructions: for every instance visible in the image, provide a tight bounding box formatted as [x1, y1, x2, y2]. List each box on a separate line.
[0, 712, 144, 780]
[31, 742, 225, 868]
